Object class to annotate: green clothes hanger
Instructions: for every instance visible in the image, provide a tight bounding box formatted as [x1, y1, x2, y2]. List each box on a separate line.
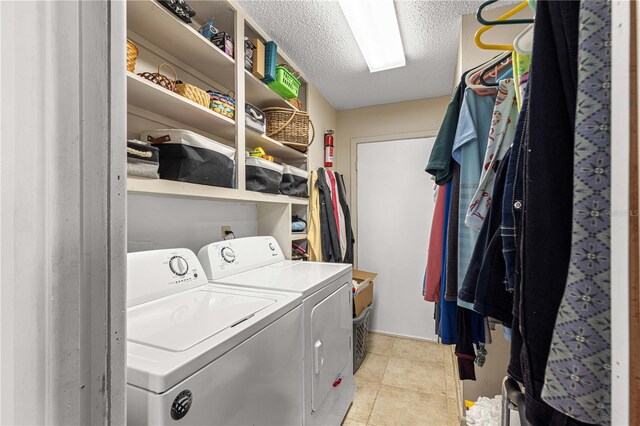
[476, 0, 535, 26]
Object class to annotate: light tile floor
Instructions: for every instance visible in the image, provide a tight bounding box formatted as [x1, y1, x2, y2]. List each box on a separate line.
[344, 333, 461, 426]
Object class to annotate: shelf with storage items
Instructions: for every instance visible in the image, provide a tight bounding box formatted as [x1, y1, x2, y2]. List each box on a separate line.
[245, 70, 301, 111]
[128, 177, 309, 206]
[126, 0, 316, 259]
[127, 0, 236, 91]
[127, 72, 236, 142]
[245, 127, 307, 163]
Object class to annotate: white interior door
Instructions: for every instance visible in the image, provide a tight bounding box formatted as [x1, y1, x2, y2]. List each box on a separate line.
[357, 137, 437, 340]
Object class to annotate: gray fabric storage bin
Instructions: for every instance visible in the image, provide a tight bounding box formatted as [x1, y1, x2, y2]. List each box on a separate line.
[245, 156, 284, 194]
[141, 129, 236, 188]
[280, 165, 309, 197]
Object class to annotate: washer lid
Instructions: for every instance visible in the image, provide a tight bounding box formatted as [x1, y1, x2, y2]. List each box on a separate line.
[128, 288, 275, 352]
[212, 261, 351, 296]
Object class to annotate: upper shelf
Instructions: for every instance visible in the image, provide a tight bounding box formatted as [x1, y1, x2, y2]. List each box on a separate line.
[127, 0, 236, 91]
[245, 71, 300, 111]
[245, 128, 307, 162]
[127, 72, 236, 142]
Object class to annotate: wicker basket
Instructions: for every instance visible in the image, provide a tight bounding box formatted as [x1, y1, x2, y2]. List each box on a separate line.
[289, 98, 303, 110]
[175, 81, 210, 108]
[126, 39, 139, 73]
[137, 63, 177, 92]
[264, 107, 315, 151]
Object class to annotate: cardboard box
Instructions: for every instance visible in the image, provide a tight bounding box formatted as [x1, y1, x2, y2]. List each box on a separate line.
[352, 269, 376, 318]
[251, 38, 265, 79]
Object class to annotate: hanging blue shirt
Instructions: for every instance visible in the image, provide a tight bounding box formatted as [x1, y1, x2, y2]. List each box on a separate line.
[439, 180, 457, 344]
[451, 88, 497, 309]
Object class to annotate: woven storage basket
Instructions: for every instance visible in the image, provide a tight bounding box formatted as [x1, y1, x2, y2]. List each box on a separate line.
[137, 63, 177, 92]
[289, 98, 303, 110]
[264, 107, 315, 151]
[126, 39, 138, 73]
[175, 81, 210, 108]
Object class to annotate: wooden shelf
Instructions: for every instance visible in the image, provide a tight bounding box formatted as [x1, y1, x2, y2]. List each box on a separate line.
[127, 72, 236, 142]
[127, 0, 236, 91]
[245, 128, 307, 161]
[128, 177, 309, 206]
[291, 232, 308, 241]
[245, 71, 300, 110]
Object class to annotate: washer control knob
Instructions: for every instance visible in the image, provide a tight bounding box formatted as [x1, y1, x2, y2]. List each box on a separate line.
[221, 247, 236, 263]
[169, 256, 189, 276]
[269, 243, 275, 251]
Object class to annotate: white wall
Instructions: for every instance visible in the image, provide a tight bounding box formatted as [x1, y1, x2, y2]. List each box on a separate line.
[335, 96, 449, 265]
[0, 1, 126, 423]
[356, 138, 437, 340]
[128, 195, 258, 253]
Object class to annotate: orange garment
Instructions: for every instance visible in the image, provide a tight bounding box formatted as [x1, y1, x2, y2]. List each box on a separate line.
[424, 184, 447, 302]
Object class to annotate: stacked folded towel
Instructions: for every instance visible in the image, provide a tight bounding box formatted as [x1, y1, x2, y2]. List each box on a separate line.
[127, 139, 159, 179]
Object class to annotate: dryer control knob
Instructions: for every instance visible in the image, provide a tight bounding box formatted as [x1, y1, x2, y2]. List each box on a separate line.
[169, 256, 189, 276]
[221, 247, 236, 263]
[269, 243, 275, 251]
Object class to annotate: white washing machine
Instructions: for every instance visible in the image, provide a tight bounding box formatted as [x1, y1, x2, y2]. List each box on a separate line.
[126, 248, 304, 425]
[198, 236, 355, 426]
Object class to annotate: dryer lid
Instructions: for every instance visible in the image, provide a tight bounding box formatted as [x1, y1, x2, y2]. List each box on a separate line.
[127, 288, 275, 352]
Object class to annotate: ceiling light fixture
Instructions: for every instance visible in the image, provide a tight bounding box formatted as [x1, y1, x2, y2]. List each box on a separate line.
[337, 0, 406, 73]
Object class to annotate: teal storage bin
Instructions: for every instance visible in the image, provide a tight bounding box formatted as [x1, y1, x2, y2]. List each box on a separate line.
[262, 41, 277, 83]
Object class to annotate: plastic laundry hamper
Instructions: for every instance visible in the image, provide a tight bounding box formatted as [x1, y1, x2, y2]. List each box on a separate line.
[353, 305, 372, 374]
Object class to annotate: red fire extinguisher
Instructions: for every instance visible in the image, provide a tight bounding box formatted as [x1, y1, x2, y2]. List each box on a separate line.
[324, 130, 334, 168]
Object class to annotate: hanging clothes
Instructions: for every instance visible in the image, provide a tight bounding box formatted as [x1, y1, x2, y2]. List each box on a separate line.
[458, 150, 513, 325]
[424, 184, 447, 302]
[307, 170, 322, 262]
[438, 180, 458, 345]
[335, 172, 355, 264]
[542, 1, 612, 423]
[425, 81, 466, 185]
[518, 0, 592, 424]
[465, 79, 518, 231]
[327, 170, 347, 257]
[512, 51, 532, 110]
[451, 88, 496, 309]
[316, 168, 341, 262]
[444, 163, 462, 302]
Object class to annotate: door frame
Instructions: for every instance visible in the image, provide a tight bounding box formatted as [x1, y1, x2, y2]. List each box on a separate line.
[349, 130, 439, 267]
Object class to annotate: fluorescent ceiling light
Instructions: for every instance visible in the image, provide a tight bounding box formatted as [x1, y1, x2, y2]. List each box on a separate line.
[338, 0, 406, 73]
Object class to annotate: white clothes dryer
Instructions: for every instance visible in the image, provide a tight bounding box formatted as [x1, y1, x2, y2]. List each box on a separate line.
[126, 248, 304, 425]
[198, 236, 355, 426]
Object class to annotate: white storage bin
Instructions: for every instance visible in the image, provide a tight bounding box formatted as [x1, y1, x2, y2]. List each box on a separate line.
[141, 129, 236, 188]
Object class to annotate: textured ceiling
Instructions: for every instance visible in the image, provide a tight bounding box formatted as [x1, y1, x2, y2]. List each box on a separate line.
[238, 0, 495, 110]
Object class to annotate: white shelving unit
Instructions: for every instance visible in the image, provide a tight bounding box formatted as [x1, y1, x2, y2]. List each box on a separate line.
[127, 0, 236, 90]
[128, 177, 308, 206]
[245, 127, 307, 162]
[126, 0, 312, 258]
[245, 71, 300, 111]
[127, 72, 236, 141]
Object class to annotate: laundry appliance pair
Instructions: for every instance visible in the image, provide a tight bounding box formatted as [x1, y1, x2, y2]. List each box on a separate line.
[126, 236, 354, 425]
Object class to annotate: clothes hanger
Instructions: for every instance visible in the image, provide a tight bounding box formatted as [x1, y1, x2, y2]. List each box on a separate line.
[513, 24, 534, 55]
[466, 52, 512, 94]
[476, 0, 535, 26]
[474, 1, 533, 51]
[479, 57, 512, 86]
[463, 52, 509, 89]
